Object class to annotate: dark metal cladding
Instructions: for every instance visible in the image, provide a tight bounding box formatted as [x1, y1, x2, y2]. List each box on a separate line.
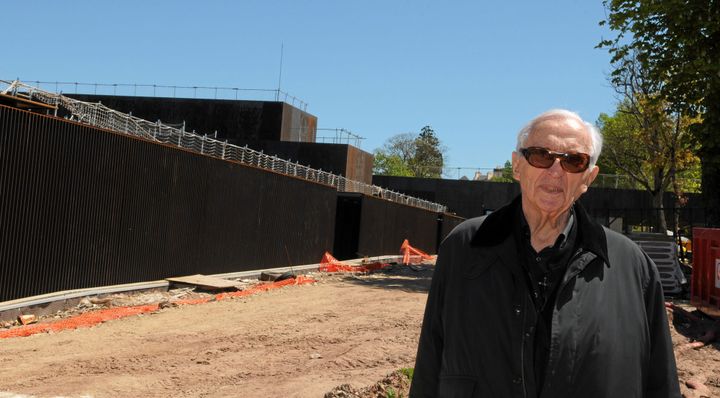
[332, 193, 440, 260]
[65, 94, 317, 144]
[358, 195, 439, 257]
[0, 105, 336, 302]
[372, 175, 706, 228]
[234, 140, 374, 185]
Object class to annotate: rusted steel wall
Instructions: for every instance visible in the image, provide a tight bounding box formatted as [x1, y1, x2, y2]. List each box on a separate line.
[281, 103, 317, 142]
[332, 193, 440, 260]
[345, 145, 374, 185]
[358, 195, 439, 257]
[372, 175, 706, 229]
[66, 94, 318, 143]
[0, 105, 336, 302]
[235, 141, 374, 185]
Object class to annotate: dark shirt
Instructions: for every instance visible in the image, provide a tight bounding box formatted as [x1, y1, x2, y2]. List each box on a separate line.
[514, 205, 578, 394]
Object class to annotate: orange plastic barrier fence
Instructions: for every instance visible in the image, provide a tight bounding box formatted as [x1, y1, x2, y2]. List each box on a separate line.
[0, 276, 316, 339]
[318, 252, 390, 273]
[400, 239, 434, 265]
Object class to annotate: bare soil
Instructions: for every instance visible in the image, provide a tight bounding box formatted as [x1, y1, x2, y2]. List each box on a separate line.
[1, 263, 718, 398]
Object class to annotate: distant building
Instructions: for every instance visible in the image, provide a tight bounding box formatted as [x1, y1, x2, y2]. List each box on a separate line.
[472, 171, 488, 181]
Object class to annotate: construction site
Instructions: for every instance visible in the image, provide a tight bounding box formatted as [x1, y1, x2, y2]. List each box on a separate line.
[1, 80, 719, 397]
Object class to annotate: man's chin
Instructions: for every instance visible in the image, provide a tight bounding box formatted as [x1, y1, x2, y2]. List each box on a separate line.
[534, 200, 570, 217]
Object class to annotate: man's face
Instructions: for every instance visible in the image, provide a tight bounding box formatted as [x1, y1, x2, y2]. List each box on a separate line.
[511, 116, 599, 219]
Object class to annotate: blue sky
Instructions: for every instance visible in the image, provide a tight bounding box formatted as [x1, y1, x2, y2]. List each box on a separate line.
[3, 1, 618, 178]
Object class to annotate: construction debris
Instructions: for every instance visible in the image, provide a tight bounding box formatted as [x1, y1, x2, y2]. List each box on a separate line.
[166, 274, 243, 291]
[17, 315, 36, 325]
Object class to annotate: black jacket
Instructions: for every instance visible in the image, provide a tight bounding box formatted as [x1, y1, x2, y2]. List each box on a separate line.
[410, 197, 680, 398]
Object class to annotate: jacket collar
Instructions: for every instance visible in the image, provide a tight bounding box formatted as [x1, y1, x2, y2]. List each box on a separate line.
[470, 195, 609, 266]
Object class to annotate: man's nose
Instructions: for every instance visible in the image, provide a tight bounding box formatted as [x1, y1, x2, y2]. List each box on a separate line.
[547, 158, 565, 175]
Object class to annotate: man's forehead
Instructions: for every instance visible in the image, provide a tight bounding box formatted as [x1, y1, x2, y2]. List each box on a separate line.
[526, 116, 591, 149]
[528, 118, 590, 141]
[533, 115, 585, 132]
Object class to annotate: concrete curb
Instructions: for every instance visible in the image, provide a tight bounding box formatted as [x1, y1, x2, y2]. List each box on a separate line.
[0, 255, 404, 322]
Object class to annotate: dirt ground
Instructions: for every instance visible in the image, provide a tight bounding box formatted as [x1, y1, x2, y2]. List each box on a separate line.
[1, 263, 719, 398]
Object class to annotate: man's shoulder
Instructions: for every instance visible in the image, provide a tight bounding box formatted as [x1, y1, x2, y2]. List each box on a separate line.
[602, 227, 646, 255]
[601, 227, 657, 281]
[443, 215, 488, 246]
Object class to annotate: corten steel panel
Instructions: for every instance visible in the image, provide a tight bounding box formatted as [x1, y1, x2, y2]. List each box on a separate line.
[68, 95, 319, 144]
[345, 146, 373, 185]
[280, 103, 317, 142]
[372, 175, 520, 218]
[357, 195, 439, 258]
[371, 176, 705, 228]
[234, 141, 373, 184]
[235, 140, 349, 176]
[691, 228, 720, 317]
[0, 105, 336, 302]
[66, 95, 294, 142]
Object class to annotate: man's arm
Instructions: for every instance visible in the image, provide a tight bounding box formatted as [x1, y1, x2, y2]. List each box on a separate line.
[409, 246, 449, 397]
[643, 252, 681, 398]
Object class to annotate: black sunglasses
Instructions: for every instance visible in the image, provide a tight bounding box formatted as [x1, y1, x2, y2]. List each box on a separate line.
[519, 147, 591, 173]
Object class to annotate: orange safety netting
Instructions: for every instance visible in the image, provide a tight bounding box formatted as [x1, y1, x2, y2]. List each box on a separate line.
[0, 276, 316, 339]
[400, 239, 434, 265]
[318, 252, 390, 273]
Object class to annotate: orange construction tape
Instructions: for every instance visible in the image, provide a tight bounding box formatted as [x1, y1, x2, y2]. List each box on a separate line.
[0, 276, 316, 339]
[318, 251, 390, 273]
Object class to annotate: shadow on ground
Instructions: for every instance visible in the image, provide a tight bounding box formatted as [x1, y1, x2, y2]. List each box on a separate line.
[338, 263, 434, 294]
[671, 302, 720, 353]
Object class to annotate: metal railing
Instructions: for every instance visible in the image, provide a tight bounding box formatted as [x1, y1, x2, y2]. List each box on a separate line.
[1, 80, 447, 213]
[18, 80, 309, 111]
[316, 128, 365, 147]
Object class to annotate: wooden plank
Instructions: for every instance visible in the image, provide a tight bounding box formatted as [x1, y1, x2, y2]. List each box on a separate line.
[166, 274, 241, 290]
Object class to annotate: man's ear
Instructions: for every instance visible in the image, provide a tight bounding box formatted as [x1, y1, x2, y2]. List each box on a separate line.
[580, 165, 600, 193]
[511, 152, 521, 181]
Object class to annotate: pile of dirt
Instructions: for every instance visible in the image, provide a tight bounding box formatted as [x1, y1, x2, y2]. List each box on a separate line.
[0, 265, 432, 397]
[668, 302, 720, 398]
[324, 370, 412, 398]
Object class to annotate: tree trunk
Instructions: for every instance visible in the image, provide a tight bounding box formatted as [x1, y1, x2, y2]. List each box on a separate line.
[651, 190, 668, 233]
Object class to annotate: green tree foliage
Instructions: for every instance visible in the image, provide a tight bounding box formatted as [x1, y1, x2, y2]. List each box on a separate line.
[414, 126, 444, 178]
[373, 150, 415, 177]
[600, 0, 720, 226]
[598, 98, 700, 232]
[373, 127, 445, 178]
[489, 160, 515, 182]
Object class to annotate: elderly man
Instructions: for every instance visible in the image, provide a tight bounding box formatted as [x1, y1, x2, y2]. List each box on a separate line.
[410, 109, 680, 397]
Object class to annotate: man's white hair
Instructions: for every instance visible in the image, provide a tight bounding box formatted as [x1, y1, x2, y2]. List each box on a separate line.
[515, 109, 603, 168]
